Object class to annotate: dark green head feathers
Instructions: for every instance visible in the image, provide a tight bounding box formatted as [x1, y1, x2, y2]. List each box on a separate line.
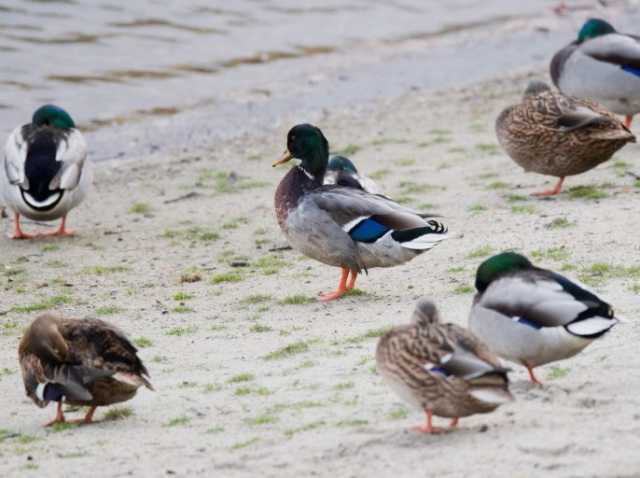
[285, 123, 329, 177]
[475, 252, 533, 292]
[32, 104, 75, 130]
[328, 155, 358, 174]
[578, 18, 615, 43]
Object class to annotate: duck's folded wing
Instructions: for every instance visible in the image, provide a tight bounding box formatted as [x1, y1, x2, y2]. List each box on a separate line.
[4, 126, 28, 187]
[581, 34, 640, 69]
[46, 363, 114, 401]
[479, 272, 616, 337]
[556, 106, 617, 132]
[49, 129, 88, 191]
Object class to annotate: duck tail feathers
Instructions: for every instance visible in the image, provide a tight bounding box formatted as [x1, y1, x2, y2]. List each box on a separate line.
[391, 220, 448, 251]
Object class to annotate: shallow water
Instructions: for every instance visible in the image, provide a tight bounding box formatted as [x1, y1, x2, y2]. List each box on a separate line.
[1, 0, 638, 159]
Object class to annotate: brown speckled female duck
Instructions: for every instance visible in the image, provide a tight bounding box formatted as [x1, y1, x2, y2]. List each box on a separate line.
[496, 80, 635, 196]
[19, 313, 153, 426]
[376, 299, 512, 434]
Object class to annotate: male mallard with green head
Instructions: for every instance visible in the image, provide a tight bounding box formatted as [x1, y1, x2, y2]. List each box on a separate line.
[469, 252, 619, 384]
[1, 105, 92, 239]
[551, 18, 640, 128]
[273, 124, 447, 301]
[376, 299, 512, 434]
[496, 80, 634, 196]
[19, 313, 153, 426]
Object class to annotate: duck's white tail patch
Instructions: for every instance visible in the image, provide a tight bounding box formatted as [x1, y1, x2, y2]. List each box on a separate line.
[400, 233, 448, 251]
[566, 317, 617, 337]
[469, 387, 513, 405]
[113, 372, 152, 389]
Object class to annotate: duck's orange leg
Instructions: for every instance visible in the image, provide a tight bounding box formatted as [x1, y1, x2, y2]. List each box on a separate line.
[411, 410, 444, 434]
[531, 177, 564, 197]
[625, 115, 633, 129]
[42, 215, 74, 237]
[449, 417, 459, 429]
[319, 267, 349, 301]
[346, 270, 358, 290]
[11, 213, 34, 239]
[44, 402, 65, 427]
[69, 405, 97, 425]
[525, 364, 542, 385]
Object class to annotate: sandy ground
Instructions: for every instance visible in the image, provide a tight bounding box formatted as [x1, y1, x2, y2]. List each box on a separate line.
[2, 68, 640, 478]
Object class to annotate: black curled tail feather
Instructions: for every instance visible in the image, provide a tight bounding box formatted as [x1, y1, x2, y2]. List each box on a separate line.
[390, 220, 448, 243]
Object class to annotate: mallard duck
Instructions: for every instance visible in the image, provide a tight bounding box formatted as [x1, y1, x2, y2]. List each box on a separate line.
[495, 80, 634, 196]
[324, 155, 382, 194]
[551, 18, 640, 128]
[376, 298, 512, 434]
[1, 105, 92, 239]
[469, 252, 619, 384]
[19, 313, 153, 426]
[273, 124, 447, 301]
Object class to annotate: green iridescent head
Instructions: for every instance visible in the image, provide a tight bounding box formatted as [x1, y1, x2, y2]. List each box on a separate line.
[475, 252, 533, 292]
[578, 18, 615, 43]
[274, 123, 329, 177]
[32, 105, 75, 129]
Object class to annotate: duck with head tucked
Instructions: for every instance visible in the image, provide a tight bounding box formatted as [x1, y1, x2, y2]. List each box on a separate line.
[496, 80, 634, 196]
[1, 105, 92, 239]
[469, 252, 620, 384]
[324, 155, 382, 194]
[376, 299, 512, 434]
[19, 313, 153, 426]
[273, 124, 447, 301]
[551, 18, 640, 128]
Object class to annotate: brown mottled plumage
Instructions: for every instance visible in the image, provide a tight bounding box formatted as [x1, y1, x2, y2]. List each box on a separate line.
[18, 313, 152, 426]
[496, 80, 635, 196]
[376, 299, 512, 433]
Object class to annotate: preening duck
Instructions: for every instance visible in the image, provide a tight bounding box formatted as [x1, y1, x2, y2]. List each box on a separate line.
[469, 252, 619, 384]
[273, 124, 447, 301]
[376, 299, 512, 434]
[19, 313, 153, 426]
[496, 80, 634, 196]
[1, 105, 92, 239]
[324, 155, 382, 194]
[551, 18, 640, 128]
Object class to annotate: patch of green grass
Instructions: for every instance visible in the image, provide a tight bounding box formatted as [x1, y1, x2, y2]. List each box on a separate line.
[486, 181, 508, 190]
[230, 437, 259, 450]
[578, 263, 640, 286]
[468, 203, 487, 214]
[475, 143, 500, 155]
[511, 205, 536, 214]
[172, 292, 193, 301]
[547, 367, 570, 380]
[267, 400, 324, 414]
[279, 294, 314, 305]
[245, 414, 278, 426]
[531, 247, 570, 262]
[203, 383, 222, 393]
[453, 284, 474, 294]
[448, 266, 464, 273]
[222, 217, 249, 229]
[241, 294, 272, 305]
[83, 265, 129, 275]
[206, 425, 225, 434]
[546, 217, 573, 229]
[333, 382, 354, 391]
[567, 185, 607, 200]
[612, 160, 630, 176]
[228, 373, 254, 384]
[95, 306, 121, 316]
[163, 226, 220, 242]
[466, 246, 494, 259]
[164, 416, 190, 427]
[12, 294, 72, 313]
[250, 323, 273, 333]
[505, 194, 528, 202]
[345, 327, 391, 344]
[210, 272, 243, 284]
[172, 305, 194, 313]
[394, 158, 416, 167]
[166, 326, 197, 336]
[387, 408, 409, 420]
[397, 181, 443, 194]
[284, 420, 326, 437]
[49, 422, 77, 433]
[253, 255, 288, 275]
[369, 169, 391, 180]
[104, 406, 133, 421]
[133, 337, 153, 348]
[42, 244, 60, 252]
[129, 202, 151, 215]
[197, 170, 268, 194]
[264, 341, 310, 360]
[336, 419, 369, 427]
